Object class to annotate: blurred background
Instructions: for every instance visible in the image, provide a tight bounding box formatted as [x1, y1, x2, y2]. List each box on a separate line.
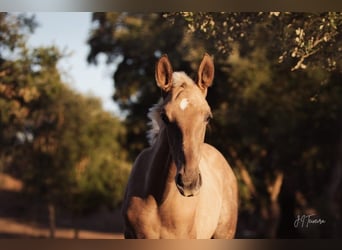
[0, 12, 341, 239]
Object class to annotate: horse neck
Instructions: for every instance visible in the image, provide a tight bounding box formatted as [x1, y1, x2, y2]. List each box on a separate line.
[147, 128, 177, 203]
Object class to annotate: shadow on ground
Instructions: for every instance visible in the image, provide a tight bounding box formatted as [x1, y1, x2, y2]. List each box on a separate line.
[0, 183, 124, 239]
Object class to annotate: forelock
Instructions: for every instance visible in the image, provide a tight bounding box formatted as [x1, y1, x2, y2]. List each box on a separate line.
[172, 72, 193, 87]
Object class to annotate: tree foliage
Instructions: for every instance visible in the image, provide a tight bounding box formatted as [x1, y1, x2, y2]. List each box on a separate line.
[87, 12, 342, 238]
[0, 13, 130, 232]
[169, 12, 342, 71]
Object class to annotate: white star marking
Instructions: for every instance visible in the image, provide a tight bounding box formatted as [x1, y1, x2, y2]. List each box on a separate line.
[179, 98, 189, 110]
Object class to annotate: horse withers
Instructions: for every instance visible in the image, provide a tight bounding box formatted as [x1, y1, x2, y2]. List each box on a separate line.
[121, 54, 238, 239]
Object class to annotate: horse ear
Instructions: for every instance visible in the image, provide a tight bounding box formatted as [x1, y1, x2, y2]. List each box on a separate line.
[197, 53, 214, 95]
[155, 54, 173, 93]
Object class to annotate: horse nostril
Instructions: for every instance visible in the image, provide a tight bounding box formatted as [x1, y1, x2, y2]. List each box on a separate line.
[176, 173, 183, 187]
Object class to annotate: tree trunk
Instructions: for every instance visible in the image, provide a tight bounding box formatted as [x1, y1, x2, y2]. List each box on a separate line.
[229, 147, 284, 238]
[48, 202, 56, 238]
[229, 147, 257, 198]
[325, 157, 341, 238]
[74, 226, 80, 239]
[73, 215, 80, 239]
[266, 171, 283, 238]
[324, 112, 342, 238]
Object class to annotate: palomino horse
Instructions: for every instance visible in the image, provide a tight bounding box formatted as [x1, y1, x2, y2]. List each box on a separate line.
[121, 54, 238, 239]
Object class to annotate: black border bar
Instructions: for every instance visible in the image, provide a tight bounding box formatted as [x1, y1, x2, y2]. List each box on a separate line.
[0, 239, 341, 250]
[0, 0, 341, 11]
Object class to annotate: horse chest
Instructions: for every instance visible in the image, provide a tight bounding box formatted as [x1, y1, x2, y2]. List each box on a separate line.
[126, 194, 198, 238]
[158, 198, 198, 238]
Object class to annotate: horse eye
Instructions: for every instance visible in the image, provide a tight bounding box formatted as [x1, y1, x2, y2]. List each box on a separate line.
[160, 112, 170, 125]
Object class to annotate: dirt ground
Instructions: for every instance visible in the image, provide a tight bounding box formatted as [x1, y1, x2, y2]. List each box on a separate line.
[0, 173, 124, 239]
[0, 217, 123, 239]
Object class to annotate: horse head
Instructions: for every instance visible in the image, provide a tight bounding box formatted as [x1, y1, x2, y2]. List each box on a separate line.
[155, 54, 214, 197]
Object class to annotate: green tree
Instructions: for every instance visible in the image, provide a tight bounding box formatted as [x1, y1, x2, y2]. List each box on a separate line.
[0, 12, 38, 172]
[87, 12, 342, 238]
[171, 12, 342, 71]
[1, 13, 130, 238]
[51, 88, 130, 238]
[172, 12, 342, 238]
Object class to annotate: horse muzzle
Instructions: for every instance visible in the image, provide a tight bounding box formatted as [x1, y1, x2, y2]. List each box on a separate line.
[175, 172, 202, 197]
